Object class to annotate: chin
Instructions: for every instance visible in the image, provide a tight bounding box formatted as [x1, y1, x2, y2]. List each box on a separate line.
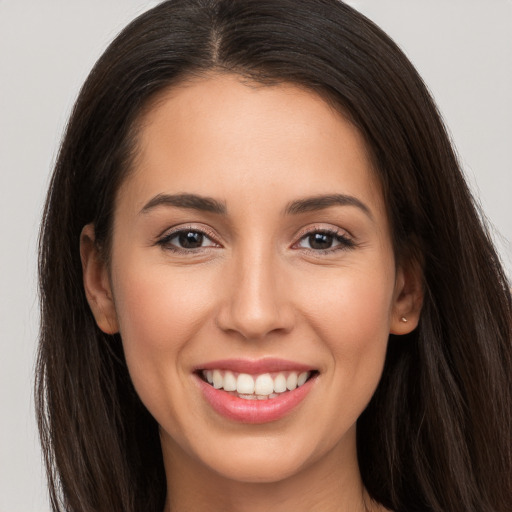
[194, 434, 324, 485]
[209, 455, 306, 484]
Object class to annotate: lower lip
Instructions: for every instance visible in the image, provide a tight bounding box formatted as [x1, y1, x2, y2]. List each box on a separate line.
[195, 374, 317, 424]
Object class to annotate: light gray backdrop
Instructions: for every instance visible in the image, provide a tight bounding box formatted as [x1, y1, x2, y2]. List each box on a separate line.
[0, 1, 510, 510]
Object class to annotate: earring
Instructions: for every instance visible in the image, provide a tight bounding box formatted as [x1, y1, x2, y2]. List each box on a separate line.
[400, 316, 408, 323]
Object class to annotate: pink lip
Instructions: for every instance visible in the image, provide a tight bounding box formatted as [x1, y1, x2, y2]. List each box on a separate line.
[194, 357, 316, 374]
[193, 359, 318, 424]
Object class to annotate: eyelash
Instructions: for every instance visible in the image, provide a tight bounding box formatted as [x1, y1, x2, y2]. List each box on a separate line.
[293, 227, 355, 254]
[156, 225, 220, 254]
[156, 226, 355, 255]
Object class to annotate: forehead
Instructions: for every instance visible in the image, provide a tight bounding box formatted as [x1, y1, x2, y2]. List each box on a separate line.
[117, 74, 385, 223]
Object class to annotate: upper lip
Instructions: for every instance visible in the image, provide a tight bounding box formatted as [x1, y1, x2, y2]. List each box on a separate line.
[194, 358, 317, 374]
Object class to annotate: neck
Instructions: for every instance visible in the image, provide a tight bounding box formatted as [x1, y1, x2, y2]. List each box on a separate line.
[161, 426, 382, 512]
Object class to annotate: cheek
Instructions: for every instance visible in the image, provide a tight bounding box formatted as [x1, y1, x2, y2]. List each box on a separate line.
[299, 261, 394, 337]
[110, 263, 217, 393]
[114, 264, 213, 341]
[295, 262, 394, 394]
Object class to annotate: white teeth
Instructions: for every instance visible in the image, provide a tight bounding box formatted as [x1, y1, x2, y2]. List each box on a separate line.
[297, 371, 309, 387]
[286, 372, 298, 390]
[274, 373, 287, 393]
[254, 374, 274, 395]
[237, 373, 255, 394]
[223, 371, 237, 391]
[202, 369, 314, 395]
[212, 369, 223, 389]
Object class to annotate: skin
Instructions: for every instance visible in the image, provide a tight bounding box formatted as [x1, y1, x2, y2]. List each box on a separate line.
[81, 74, 422, 512]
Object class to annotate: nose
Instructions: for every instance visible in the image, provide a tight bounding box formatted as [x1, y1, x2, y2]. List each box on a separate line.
[216, 248, 295, 340]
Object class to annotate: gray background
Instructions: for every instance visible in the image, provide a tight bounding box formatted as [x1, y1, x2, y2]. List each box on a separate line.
[1, 1, 510, 510]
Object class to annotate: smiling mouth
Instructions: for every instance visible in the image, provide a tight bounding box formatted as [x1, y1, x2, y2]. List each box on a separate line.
[197, 369, 319, 400]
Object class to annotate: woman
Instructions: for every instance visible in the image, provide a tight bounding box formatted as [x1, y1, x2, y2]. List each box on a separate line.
[36, 1, 512, 511]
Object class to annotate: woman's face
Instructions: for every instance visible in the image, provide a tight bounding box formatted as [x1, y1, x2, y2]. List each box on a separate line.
[83, 74, 420, 485]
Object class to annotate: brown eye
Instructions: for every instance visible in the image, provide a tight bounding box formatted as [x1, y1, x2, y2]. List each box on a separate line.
[158, 229, 218, 251]
[297, 230, 354, 252]
[307, 232, 334, 250]
[177, 231, 204, 249]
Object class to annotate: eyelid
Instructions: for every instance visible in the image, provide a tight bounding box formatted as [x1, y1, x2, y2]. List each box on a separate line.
[291, 224, 356, 252]
[155, 223, 355, 252]
[293, 223, 353, 242]
[156, 224, 223, 248]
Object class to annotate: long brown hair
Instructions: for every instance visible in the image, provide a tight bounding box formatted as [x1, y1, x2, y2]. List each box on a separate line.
[37, 1, 512, 511]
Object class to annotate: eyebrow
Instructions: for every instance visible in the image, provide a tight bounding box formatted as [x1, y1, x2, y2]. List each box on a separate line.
[284, 194, 374, 220]
[139, 193, 227, 215]
[139, 192, 372, 220]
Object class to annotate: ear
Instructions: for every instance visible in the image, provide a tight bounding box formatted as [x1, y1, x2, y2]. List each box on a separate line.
[389, 260, 423, 335]
[80, 224, 119, 334]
